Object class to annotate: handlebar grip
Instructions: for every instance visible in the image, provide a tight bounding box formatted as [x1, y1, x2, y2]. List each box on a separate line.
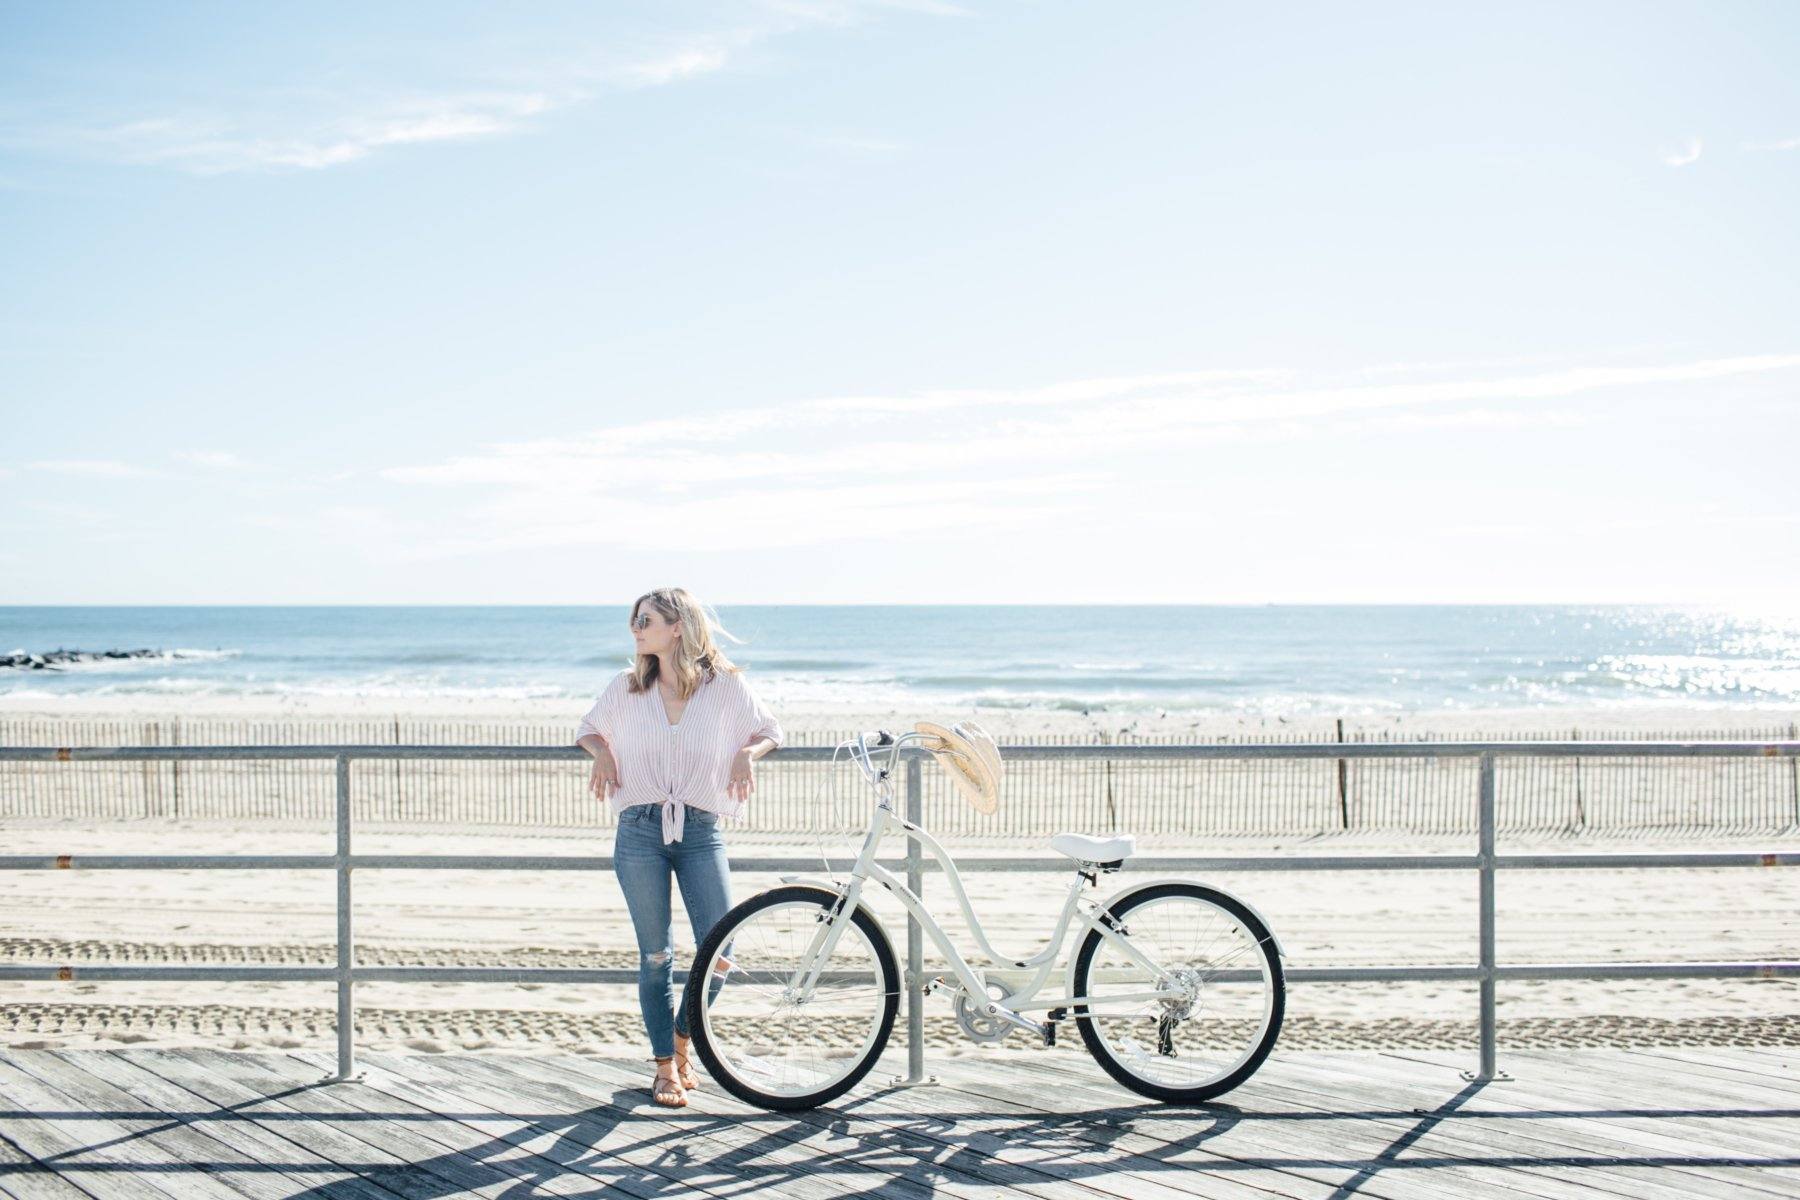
[861, 730, 893, 748]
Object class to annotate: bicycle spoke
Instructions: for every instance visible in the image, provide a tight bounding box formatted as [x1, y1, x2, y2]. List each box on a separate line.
[1078, 888, 1280, 1094]
[693, 894, 895, 1103]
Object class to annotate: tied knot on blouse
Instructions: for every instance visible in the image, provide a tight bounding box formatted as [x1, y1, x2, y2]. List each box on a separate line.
[577, 667, 784, 844]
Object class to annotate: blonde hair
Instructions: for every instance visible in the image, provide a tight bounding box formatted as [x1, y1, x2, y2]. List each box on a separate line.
[626, 587, 743, 698]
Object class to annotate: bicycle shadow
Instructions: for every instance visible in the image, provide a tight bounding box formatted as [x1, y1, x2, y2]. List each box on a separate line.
[12, 1057, 1800, 1199]
[822, 1072, 1800, 1197]
[267, 1075, 1800, 1199]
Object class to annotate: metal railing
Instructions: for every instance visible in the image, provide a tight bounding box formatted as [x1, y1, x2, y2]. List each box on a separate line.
[2, 740, 1797, 1087]
[10, 715, 1800, 838]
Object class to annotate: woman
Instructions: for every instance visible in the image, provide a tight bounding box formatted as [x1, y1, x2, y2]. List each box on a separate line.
[575, 587, 783, 1108]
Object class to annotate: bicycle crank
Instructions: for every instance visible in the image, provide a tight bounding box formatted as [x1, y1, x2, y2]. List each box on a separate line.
[954, 981, 1040, 1044]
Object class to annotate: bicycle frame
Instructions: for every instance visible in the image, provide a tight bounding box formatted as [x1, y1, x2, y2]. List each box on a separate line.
[786, 733, 1193, 1032]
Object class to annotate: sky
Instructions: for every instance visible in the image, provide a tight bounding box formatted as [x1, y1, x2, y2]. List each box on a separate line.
[2, 0, 1797, 607]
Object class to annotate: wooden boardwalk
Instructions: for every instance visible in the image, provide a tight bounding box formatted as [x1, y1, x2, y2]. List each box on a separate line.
[0, 1046, 1795, 1199]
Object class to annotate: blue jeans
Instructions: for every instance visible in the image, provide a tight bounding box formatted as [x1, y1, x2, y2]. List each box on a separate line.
[613, 803, 734, 1059]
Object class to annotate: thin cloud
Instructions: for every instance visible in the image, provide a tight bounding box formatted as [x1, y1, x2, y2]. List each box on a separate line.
[1661, 138, 1703, 167]
[1743, 136, 1800, 152]
[25, 459, 167, 479]
[1451, 511, 1800, 537]
[760, 0, 974, 21]
[614, 47, 732, 87]
[17, 4, 957, 175]
[381, 353, 1800, 555]
[23, 451, 335, 494]
[173, 450, 252, 470]
[412, 472, 1106, 558]
[74, 90, 566, 175]
[1355, 407, 1590, 432]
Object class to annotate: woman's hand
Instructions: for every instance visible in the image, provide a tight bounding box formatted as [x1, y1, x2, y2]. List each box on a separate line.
[728, 748, 756, 805]
[588, 748, 621, 803]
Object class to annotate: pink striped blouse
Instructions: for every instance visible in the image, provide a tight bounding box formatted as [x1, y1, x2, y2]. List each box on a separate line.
[576, 666, 784, 844]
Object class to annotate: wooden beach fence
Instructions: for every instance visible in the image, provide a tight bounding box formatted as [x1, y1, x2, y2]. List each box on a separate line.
[2, 715, 1797, 839]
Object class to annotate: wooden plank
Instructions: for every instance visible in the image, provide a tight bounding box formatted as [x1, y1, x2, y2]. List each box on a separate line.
[1384, 1048, 1800, 1169]
[990, 1047, 1795, 1200]
[453, 1047, 1199, 1200]
[351, 1050, 898, 1200]
[1279, 1050, 1795, 1199]
[971, 1051, 1579, 1200]
[58, 1051, 401, 1200]
[0, 1128, 93, 1200]
[1499, 1047, 1800, 1130]
[1235, 1070, 1691, 1200]
[546, 1049, 1317, 1200]
[1551, 1165, 1800, 1199]
[8, 1047, 1792, 1200]
[1481, 1047, 1800, 1111]
[1608, 1047, 1800, 1098]
[964, 1050, 1569, 1200]
[114, 1048, 502, 1200]
[0, 1054, 238, 1200]
[167, 1049, 617, 1200]
[545, 1049, 1379, 1200]
[1700, 1047, 1800, 1084]
[978, 1052, 1590, 1200]
[829, 1052, 1385, 1200]
[1640, 1045, 1800, 1079]
[527, 1051, 1146, 1198]
[551, 1051, 1203, 1200]
[365, 1048, 1091, 1200]
[435, 1048, 961, 1200]
[0, 1052, 312, 1200]
[347, 1043, 838, 1200]
[1326, 1051, 1800, 1200]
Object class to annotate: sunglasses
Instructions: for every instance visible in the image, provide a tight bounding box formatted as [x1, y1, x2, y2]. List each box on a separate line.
[630, 613, 655, 631]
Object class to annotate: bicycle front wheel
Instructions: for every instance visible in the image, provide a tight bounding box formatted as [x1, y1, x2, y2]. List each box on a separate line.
[684, 884, 899, 1110]
[1072, 882, 1284, 1103]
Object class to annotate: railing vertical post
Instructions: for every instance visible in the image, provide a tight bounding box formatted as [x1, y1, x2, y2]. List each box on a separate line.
[1789, 723, 1798, 831]
[1474, 751, 1500, 1081]
[332, 754, 357, 1080]
[1335, 717, 1349, 829]
[904, 753, 928, 1084]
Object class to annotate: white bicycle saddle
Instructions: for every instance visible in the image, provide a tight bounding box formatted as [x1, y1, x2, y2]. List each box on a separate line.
[1050, 833, 1136, 864]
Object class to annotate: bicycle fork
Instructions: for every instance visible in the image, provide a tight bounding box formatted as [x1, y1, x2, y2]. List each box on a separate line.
[785, 877, 867, 1001]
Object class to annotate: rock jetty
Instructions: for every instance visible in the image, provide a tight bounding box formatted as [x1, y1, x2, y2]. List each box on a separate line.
[2, 648, 172, 671]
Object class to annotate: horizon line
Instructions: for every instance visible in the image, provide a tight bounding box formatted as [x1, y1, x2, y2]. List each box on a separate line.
[0, 599, 1761, 610]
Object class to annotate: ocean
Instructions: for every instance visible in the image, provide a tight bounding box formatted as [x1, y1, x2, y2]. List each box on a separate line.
[1, 605, 1796, 716]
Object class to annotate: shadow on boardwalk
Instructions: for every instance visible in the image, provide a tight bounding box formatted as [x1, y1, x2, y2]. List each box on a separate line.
[2, 1048, 1798, 1199]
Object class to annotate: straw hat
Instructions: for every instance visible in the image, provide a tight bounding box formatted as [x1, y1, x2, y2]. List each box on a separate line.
[914, 720, 1003, 813]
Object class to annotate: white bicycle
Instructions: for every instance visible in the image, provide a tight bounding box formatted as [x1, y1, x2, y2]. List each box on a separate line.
[683, 722, 1286, 1110]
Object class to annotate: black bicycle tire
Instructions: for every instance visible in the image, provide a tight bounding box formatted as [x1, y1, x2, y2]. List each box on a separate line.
[684, 884, 900, 1111]
[1072, 881, 1284, 1103]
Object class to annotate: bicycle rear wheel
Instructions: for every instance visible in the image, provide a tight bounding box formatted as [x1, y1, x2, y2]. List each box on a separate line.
[685, 884, 899, 1110]
[1072, 882, 1284, 1103]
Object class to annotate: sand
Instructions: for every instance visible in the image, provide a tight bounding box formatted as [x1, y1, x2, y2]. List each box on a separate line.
[2, 700, 1797, 1064]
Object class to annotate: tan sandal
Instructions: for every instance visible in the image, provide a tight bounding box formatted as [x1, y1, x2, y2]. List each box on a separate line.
[673, 1045, 700, 1091]
[650, 1057, 687, 1108]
